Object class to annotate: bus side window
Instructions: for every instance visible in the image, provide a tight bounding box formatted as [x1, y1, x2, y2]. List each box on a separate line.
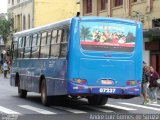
[47, 30, 52, 44]
[40, 32, 50, 58]
[32, 34, 39, 58]
[60, 28, 69, 58]
[24, 36, 31, 58]
[18, 37, 24, 58]
[57, 29, 62, 43]
[13, 37, 18, 59]
[51, 30, 57, 44]
[50, 30, 60, 58]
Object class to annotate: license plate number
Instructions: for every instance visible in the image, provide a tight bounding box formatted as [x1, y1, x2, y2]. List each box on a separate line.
[99, 88, 116, 93]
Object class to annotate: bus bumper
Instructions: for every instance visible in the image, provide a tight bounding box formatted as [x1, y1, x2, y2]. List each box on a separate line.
[68, 82, 141, 96]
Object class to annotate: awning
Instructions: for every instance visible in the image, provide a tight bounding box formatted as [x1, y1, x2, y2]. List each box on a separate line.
[143, 27, 160, 38]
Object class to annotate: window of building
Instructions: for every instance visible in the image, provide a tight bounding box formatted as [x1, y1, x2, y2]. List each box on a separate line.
[28, 14, 30, 29]
[17, 14, 22, 32]
[12, 0, 14, 5]
[23, 15, 26, 30]
[131, 0, 137, 2]
[100, 0, 107, 10]
[86, 0, 92, 13]
[114, 0, 123, 7]
[8, 0, 10, 4]
[14, 16, 16, 32]
[152, 18, 160, 27]
[131, 0, 145, 3]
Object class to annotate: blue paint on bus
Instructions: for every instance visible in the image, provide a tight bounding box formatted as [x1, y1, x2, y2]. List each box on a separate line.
[10, 16, 143, 104]
[67, 17, 142, 97]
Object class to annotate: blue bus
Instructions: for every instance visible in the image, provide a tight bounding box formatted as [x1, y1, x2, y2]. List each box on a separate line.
[10, 16, 143, 106]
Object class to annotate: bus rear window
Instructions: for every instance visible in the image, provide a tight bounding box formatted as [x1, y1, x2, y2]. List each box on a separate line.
[80, 22, 136, 52]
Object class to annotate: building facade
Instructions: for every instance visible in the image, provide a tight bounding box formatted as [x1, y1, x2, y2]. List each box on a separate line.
[8, 0, 34, 32]
[80, 0, 160, 74]
[8, 0, 80, 32]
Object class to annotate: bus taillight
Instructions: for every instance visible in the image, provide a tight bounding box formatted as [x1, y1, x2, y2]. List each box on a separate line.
[126, 80, 139, 86]
[72, 78, 87, 85]
[82, 79, 87, 84]
[126, 81, 131, 85]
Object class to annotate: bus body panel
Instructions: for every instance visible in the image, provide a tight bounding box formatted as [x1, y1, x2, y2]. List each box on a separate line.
[78, 59, 135, 86]
[10, 59, 67, 95]
[67, 17, 143, 97]
[10, 16, 143, 100]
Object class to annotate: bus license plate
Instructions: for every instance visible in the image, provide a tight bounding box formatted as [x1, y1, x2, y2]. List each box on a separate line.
[99, 88, 116, 93]
[101, 80, 113, 85]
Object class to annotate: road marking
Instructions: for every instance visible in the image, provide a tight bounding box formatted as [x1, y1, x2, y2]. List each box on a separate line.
[19, 105, 56, 114]
[0, 106, 21, 114]
[83, 105, 114, 113]
[52, 106, 87, 114]
[104, 104, 136, 111]
[119, 102, 160, 111]
[149, 103, 160, 107]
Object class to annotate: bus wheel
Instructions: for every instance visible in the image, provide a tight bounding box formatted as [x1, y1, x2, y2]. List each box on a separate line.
[41, 80, 51, 106]
[88, 95, 108, 105]
[18, 83, 27, 98]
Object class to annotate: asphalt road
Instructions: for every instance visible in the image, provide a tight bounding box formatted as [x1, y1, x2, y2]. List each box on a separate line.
[0, 74, 160, 120]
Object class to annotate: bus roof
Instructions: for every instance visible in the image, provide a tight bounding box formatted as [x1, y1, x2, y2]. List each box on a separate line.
[13, 16, 140, 38]
[13, 18, 71, 37]
[75, 16, 140, 24]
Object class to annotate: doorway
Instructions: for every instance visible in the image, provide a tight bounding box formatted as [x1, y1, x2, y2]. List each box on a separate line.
[150, 52, 160, 75]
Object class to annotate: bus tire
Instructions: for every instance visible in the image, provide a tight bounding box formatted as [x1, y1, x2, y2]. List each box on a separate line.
[41, 79, 51, 106]
[88, 95, 108, 105]
[18, 82, 27, 98]
[98, 96, 108, 105]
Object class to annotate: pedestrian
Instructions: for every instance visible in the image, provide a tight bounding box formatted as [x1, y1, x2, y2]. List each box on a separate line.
[148, 66, 159, 104]
[3, 60, 8, 78]
[142, 61, 150, 105]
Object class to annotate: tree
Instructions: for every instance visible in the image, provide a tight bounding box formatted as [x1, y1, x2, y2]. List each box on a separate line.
[80, 26, 92, 41]
[126, 32, 135, 43]
[0, 17, 14, 45]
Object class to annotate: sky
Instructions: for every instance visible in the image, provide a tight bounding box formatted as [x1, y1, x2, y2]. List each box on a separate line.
[0, 0, 7, 14]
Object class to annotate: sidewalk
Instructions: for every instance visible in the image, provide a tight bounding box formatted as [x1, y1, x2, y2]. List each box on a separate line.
[0, 73, 10, 79]
[0, 73, 4, 78]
